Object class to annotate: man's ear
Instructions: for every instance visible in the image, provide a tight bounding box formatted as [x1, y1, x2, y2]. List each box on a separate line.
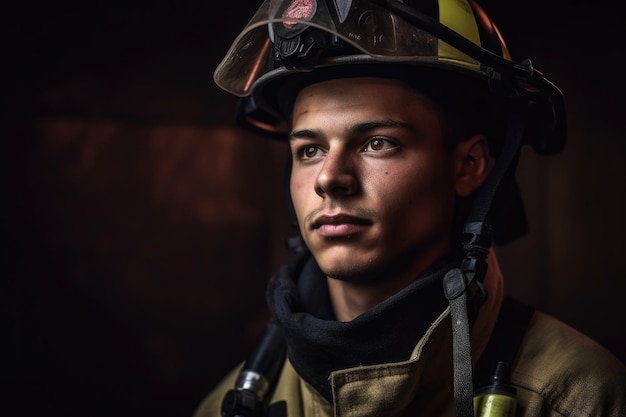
[454, 134, 490, 197]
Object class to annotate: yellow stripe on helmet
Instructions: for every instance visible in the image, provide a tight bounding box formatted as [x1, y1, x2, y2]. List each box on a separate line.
[437, 0, 481, 68]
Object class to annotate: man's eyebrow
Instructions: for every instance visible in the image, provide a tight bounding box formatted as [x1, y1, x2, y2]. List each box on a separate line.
[289, 128, 321, 141]
[289, 120, 414, 141]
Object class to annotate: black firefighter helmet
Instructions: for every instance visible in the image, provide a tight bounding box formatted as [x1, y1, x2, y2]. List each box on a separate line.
[215, 0, 565, 152]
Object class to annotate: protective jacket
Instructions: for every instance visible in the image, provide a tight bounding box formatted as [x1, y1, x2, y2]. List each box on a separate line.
[193, 249, 626, 417]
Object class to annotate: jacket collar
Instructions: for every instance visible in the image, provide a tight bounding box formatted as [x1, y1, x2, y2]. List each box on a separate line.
[268, 247, 504, 414]
[328, 247, 504, 416]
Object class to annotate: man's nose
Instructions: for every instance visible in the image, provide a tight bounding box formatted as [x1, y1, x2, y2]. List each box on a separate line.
[314, 149, 359, 198]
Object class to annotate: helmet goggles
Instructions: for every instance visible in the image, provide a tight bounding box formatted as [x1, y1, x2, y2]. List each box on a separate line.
[215, 0, 509, 97]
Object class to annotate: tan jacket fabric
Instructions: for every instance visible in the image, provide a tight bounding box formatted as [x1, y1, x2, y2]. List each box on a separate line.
[193, 254, 626, 417]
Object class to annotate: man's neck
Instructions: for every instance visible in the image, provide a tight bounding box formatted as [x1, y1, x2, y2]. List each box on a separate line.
[326, 242, 453, 321]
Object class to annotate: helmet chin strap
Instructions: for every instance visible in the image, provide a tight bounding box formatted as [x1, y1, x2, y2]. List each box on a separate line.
[444, 97, 528, 417]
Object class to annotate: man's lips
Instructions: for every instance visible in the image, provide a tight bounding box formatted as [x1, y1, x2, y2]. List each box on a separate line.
[310, 213, 373, 238]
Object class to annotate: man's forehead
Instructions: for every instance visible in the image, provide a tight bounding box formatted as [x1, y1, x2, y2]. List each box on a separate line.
[294, 76, 437, 103]
[291, 76, 441, 119]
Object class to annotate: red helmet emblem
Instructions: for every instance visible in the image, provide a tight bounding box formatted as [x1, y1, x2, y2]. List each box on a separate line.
[283, 0, 317, 29]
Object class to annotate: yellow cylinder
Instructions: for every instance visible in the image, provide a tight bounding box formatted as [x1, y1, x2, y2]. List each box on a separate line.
[474, 392, 516, 417]
[473, 361, 517, 417]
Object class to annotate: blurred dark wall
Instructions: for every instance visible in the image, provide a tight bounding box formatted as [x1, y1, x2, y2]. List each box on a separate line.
[3, 1, 624, 416]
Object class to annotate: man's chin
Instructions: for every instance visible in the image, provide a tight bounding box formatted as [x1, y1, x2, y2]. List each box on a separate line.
[317, 258, 382, 284]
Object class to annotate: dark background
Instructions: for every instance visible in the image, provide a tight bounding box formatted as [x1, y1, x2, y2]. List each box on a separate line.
[3, 1, 625, 416]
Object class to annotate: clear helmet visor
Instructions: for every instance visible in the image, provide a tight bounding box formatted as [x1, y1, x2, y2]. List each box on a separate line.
[214, 0, 493, 97]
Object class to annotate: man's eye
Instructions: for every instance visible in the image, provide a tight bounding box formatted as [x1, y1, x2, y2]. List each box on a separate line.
[296, 145, 323, 159]
[364, 138, 395, 152]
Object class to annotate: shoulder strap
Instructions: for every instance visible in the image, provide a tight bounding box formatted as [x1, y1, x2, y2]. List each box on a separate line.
[475, 296, 535, 388]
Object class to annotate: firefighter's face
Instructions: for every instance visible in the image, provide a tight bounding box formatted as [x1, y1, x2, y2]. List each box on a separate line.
[289, 77, 486, 285]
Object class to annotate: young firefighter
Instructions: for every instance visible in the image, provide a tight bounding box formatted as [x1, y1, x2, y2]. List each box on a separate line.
[194, 1, 626, 416]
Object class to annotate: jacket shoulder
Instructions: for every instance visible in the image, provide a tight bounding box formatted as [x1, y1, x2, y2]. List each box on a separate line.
[191, 363, 242, 417]
[512, 311, 626, 417]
